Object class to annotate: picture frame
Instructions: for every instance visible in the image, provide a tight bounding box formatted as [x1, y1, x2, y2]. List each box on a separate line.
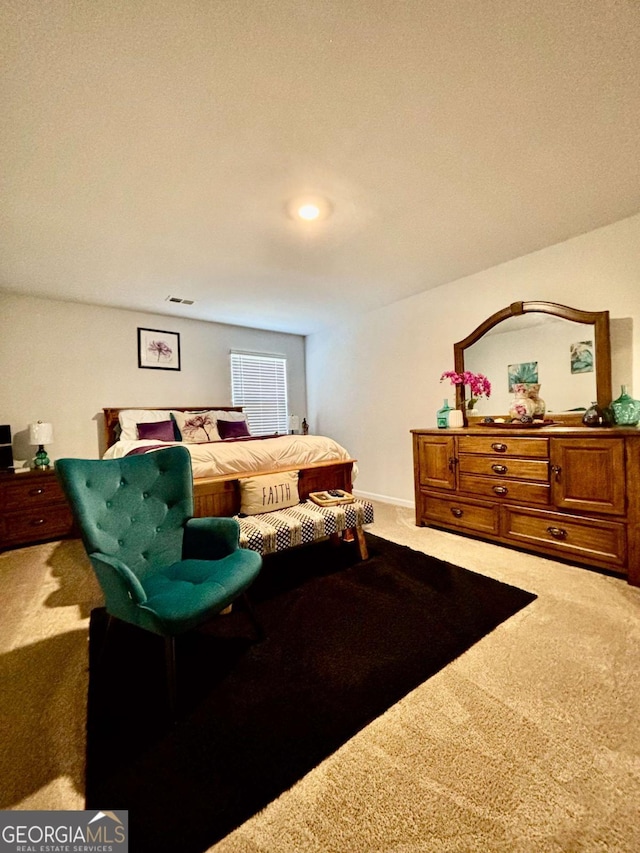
[570, 340, 594, 374]
[507, 361, 539, 391]
[137, 327, 181, 371]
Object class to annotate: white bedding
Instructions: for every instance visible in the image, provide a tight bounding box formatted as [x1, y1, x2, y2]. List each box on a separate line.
[103, 434, 356, 480]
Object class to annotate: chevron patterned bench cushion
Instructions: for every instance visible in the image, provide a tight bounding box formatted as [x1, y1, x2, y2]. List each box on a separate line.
[236, 499, 374, 556]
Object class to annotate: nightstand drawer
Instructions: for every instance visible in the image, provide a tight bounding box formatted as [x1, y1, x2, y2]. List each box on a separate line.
[2, 506, 75, 546]
[4, 476, 66, 510]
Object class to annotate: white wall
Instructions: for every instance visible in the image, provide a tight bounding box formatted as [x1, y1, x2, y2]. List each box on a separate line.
[306, 213, 640, 506]
[0, 295, 306, 466]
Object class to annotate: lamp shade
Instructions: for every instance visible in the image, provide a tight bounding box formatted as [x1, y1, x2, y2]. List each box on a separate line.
[29, 421, 54, 445]
[288, 415, 300, 433]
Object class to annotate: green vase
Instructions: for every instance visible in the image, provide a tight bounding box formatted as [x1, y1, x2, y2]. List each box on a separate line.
[610, 385, 640, 426]
[436, 399, 451, 429]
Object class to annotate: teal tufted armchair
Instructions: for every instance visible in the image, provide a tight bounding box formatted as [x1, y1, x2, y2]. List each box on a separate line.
[56, 446, 263, 715]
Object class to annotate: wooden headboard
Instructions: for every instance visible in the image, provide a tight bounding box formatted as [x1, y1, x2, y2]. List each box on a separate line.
[103, 406, 243, 449]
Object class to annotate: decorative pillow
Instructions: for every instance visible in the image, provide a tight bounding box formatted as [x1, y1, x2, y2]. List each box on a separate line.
[171, 410, 221, 443]
[217, 419, 251, 439]
[239, 471, 300, 515]
[136, 420, 177, 442]
[118, 409, 173, 442]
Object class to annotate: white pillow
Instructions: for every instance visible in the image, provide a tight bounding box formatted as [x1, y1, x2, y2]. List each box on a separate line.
[214, 410, 248, 423]
[171, 410, 222, 443]
[118, 409, 173, 442]
[239, 471, 300, 515]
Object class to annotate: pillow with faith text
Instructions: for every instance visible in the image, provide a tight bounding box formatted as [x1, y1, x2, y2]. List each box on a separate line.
[239, 471, 300, 515]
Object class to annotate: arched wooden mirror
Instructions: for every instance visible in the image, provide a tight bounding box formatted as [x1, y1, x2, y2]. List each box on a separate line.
[453, 301, 612, 424]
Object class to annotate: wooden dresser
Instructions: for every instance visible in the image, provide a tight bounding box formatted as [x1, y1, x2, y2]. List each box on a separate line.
[412, 426, 640, 586]
[0, 468, 75, 550]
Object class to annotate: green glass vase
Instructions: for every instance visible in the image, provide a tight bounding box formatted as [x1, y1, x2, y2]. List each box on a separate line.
[436, 398, 451, 429]
[610, 385, 640, 426]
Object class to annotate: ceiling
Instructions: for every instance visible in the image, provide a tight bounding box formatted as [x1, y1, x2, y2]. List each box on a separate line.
[2, 0, 639, 335]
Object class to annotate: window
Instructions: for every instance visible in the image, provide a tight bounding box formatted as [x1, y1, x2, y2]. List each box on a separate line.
[230, 351, 289, 435]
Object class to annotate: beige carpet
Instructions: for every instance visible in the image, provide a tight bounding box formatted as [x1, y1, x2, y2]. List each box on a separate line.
[2, 502, 639, 851]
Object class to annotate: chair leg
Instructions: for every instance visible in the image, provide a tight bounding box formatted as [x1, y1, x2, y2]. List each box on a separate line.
[94, 612, 115, 668]
[165, 635, 177, 720]
[242, 592, 265, 641]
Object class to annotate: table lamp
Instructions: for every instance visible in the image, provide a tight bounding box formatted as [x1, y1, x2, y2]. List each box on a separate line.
[288, 415, 300, 434]
[29, 421, 54, 469]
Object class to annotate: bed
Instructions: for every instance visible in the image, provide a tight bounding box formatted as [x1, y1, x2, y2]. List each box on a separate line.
[102, 406, 357, 518]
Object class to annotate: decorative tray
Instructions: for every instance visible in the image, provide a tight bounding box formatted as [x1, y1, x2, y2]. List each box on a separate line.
[309, 489, 356, 506]
[476, 420, 557, 429]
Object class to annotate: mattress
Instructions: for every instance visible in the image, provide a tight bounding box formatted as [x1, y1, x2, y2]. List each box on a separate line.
[103, 433, 356, 480]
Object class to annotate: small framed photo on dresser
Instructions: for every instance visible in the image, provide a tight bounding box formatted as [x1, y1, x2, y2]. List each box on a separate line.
[138, 327, 181, 371]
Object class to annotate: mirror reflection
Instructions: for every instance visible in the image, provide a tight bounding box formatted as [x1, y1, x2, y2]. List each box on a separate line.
[464, 315, 598, 416]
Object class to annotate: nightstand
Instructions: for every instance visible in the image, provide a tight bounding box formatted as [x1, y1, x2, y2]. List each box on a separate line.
[0, 468, 75, 550]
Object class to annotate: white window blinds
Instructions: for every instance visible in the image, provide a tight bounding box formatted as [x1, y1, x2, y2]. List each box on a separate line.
[230, 351, 289, 435]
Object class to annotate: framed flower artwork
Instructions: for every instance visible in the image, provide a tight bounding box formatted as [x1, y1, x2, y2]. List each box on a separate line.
[137, 327, 181, 371]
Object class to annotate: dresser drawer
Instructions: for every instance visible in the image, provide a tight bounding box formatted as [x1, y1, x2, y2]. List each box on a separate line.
[459, 474, 550, 506]
[2, 506, 75, 546]
[502, 506, 626, 567]
[423, 493, 499, 536]
[4, 476, 66, 510]
[459, 455, 549, 482]
[458, 436, 549, 458]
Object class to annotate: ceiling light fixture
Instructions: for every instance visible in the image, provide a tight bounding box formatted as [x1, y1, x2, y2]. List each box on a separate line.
[286, 195, 333, 223]
[297, 203, 321, 221]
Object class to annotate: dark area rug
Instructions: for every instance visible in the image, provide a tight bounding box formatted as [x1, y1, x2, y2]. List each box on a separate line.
[85, 534, 536, 853]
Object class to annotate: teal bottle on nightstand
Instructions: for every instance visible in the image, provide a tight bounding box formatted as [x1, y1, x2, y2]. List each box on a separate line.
[436, 399, 451, 429]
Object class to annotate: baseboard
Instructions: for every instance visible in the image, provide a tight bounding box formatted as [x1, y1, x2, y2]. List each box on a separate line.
[353, 489, 414, 509]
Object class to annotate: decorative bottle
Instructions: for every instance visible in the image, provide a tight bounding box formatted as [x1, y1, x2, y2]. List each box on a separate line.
[610, 386, 640, 426]
[582, 402, 612, 428]
[436, 399, 451, 429]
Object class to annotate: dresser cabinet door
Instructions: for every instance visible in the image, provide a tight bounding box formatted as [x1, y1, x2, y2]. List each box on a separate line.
[416, 435, 457, 491]
[550, 438, 626, 516]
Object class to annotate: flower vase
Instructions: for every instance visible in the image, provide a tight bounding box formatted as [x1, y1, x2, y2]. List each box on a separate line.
[461, 398, 476, 427]
[509, 383, 535, 421]
[527, 384, 546, 419]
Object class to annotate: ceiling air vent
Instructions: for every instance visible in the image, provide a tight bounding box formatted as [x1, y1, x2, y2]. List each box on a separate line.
[166, 296, 195, 305]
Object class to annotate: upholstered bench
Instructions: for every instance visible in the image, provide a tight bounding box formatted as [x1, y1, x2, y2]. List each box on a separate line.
[235, 499, 374, 560]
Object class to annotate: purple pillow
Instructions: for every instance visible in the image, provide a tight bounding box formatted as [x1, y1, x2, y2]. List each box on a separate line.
[136, 420, 177, 442]
[217, 419, 250, 439]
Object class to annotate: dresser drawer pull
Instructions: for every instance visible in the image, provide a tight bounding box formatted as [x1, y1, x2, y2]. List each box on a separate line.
[551, 465, 562, 481]
[491, 464, 508, 474]
[491, 443, 507, 453]
[450, 507, 463, 518]
[547, 526, 567, 540]
[31, 518, 46, 526]
[448, 457, 458, 472]
[493, 486, 508, 495]
[29, 488, 46, 496]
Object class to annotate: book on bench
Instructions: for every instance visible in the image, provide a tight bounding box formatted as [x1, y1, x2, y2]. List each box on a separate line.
[309, 490, 356, 507]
